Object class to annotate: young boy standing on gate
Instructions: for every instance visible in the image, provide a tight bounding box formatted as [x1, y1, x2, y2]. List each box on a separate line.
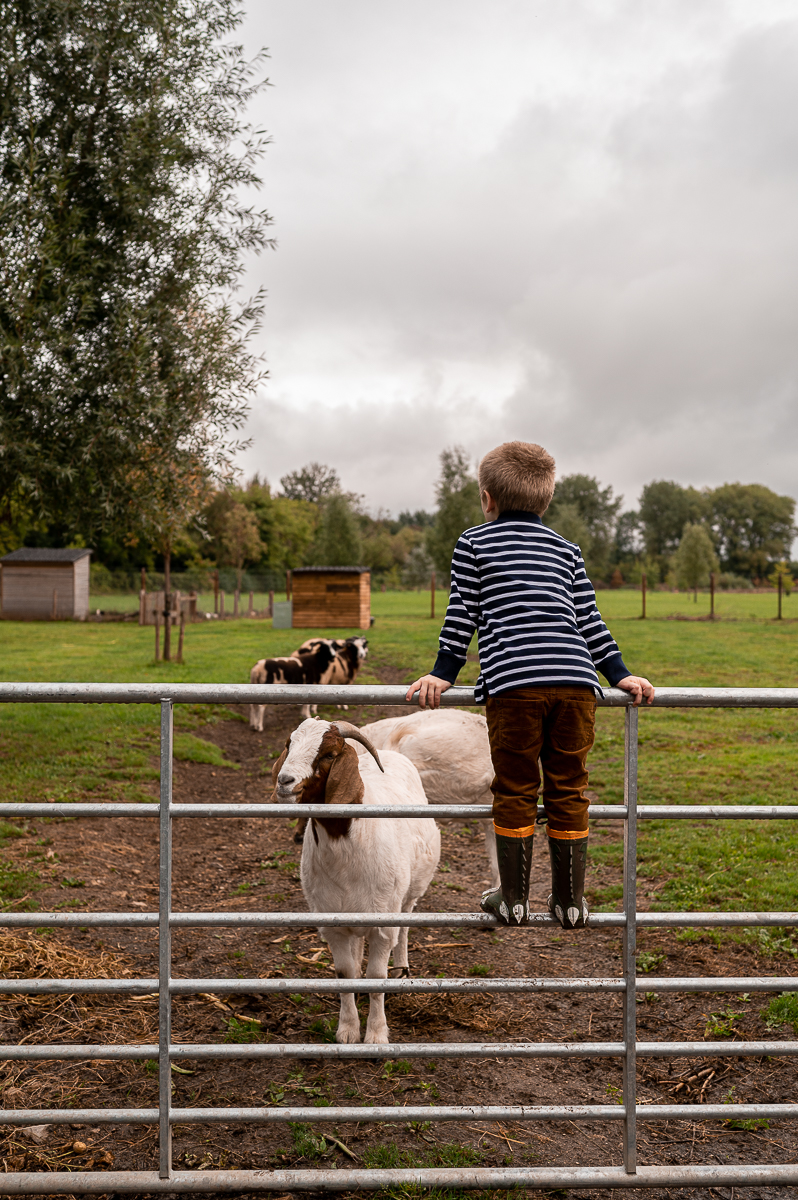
[406, 441, 654, 929]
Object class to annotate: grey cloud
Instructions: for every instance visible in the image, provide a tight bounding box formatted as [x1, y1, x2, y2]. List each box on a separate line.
[238, 1, 798, 514]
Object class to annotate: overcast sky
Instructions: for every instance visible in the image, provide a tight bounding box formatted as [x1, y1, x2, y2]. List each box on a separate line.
[234, 0, 798, 518]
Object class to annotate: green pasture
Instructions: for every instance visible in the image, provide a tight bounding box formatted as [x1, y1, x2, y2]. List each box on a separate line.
[0, 587, 796, 927]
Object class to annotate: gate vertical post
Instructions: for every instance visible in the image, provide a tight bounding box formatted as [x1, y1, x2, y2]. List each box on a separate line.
[158, 699, 174, 1179]
[622, 702, 639, 1173]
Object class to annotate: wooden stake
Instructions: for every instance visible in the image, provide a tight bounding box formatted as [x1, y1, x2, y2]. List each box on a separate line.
[163, 552, 171, 662]
[268, 589, 274, 619]
[176, 610, 185, 664]
[141, 567, 146, 592]
[710, 571, 716, 620]
[154, 611, 161, 662]
[430, 571, 436, 619]
[286, 570, 292, 600]
[214, 570, 219, 614]
[778, 571, 783, 620]
[220, 592, 225, 619]
[234, 589, 239, 618]
[641, 572, 646, 620]
[248, 590, 254, 616]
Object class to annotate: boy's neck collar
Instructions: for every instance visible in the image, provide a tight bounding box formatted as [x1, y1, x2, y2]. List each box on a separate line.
[496, 510, 544, 525]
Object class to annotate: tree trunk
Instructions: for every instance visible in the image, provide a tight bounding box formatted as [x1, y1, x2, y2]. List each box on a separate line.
[163, 547, 172, 662]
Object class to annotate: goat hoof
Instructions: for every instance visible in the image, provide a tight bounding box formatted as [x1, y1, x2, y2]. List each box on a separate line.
[364, 1028, 390, 1044]
[336, 1025, 361, 1044]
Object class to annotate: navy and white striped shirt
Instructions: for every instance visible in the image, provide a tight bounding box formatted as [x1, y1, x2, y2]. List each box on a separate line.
[431, 511, 629, 701]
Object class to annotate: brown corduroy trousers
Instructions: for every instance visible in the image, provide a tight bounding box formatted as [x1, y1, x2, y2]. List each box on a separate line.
[485, 686, 596, 837]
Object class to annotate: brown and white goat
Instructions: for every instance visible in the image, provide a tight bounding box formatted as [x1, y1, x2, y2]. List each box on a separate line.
[272, 718, 440, 1044]
[293, 710, 500, 890]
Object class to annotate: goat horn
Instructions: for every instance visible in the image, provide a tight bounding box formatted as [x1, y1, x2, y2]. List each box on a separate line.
[331, 721, 385, 773]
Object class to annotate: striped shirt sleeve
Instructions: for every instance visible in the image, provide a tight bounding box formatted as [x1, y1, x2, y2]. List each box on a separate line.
[431, 533, 479, 684]
[572, 552, 629, 685]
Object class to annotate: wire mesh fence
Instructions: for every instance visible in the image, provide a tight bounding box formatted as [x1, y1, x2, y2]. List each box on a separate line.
[0, 683, 797, 1193]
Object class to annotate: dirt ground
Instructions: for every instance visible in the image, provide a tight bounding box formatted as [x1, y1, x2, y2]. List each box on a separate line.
[1, 693, 797, 1200]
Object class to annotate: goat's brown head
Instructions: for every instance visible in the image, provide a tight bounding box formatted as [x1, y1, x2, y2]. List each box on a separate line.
[271, 718, 383, 808]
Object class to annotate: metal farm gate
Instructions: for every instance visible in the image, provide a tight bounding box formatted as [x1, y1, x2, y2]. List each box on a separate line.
[0, 682, 797, 1194]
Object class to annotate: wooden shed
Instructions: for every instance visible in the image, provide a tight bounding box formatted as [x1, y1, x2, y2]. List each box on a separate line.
[0, 548, 92, 621]
[291, 567, 371, 629]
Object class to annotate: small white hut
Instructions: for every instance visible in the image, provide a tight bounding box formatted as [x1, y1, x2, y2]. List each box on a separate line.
[0, 548, 92, 621]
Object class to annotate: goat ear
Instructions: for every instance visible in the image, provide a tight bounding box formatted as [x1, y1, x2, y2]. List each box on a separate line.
[271, 747, 288, 788]
[325, 743, 365, 806]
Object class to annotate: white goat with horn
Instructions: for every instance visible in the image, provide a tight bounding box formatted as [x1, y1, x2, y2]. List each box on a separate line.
[271, 718, 440, 1044]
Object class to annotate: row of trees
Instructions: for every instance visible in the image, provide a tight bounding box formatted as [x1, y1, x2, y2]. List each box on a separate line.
[172, 451, 795, 593]
[415, 453, 796, 592]
[7, 428, 796, 591]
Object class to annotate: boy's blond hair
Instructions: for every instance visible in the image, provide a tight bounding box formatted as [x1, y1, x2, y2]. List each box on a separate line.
[478, 441, 556, 515]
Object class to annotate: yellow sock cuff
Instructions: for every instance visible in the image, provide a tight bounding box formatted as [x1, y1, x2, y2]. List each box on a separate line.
[547, 827, 589, 841]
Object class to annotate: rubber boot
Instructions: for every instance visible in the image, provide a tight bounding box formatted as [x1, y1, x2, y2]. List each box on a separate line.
[547, 834, 589, 929]
[480, 830, 533, 925]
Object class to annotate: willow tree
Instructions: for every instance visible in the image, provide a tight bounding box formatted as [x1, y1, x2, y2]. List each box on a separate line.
[0, 0, 272, 547]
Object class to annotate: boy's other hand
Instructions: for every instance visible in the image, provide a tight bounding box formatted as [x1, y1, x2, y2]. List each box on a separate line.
[406, 674, 452, 709]
[616, 675, 655, 706]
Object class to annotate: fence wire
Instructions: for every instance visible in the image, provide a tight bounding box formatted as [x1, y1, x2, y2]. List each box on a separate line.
[0, 683, 796, 1193]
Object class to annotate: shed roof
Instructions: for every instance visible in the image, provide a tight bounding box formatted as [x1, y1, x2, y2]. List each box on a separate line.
[291, 566, 370, 575]
[1, 548, 92, 564]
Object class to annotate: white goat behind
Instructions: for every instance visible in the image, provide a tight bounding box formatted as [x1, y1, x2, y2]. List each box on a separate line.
[272, 718, 440, 1044]
[356, 709, 499, 890]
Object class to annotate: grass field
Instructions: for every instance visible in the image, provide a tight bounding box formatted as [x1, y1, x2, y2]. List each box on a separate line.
[1, 587, 796, 929]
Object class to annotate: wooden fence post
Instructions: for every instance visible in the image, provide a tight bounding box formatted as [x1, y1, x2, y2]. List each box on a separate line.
[778, 571, 783, 620]
[248, 590, 254, 616]
[268, 590, 274, 619]
[286, 570, 292, 600]
[710, 571, 716, 620]
[176, 610, 185, 664]
[641, 573, 646, 620]
[430, 572, 436, 619]
[214, 571, 219, 615]
[141, 567, 146, 592]
[52, 589, 58, 620]
[220, 592, 225, 619]
[234, 589, 239, 618]
[154, 611, 161, 662]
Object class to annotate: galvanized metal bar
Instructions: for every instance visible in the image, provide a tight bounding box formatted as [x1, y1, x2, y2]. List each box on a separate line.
[0, 978, 158, 994]
[3, 1100, 798, 1128]
[629, 804, 798, 820]
[4, 800, 796, 821]
[621, 703, 638, 1174]
[4, 908, 796, 931]
[165, 1037, 796, 1060]
[166, 801, 798, 820]
[4, 1163, 798, 1194]
[0, 1044, 159, 1060]
[0, 912, 160, 928]
[6, 971, 792, 995]
[158, 700, 173, 1180]
[4, 1037, 798, 1063]
[0, 803, 160, 818]
[168, 1100, 798, 1122]
[3, 681, 798, 707]
[0, 1108, 159, 1124]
